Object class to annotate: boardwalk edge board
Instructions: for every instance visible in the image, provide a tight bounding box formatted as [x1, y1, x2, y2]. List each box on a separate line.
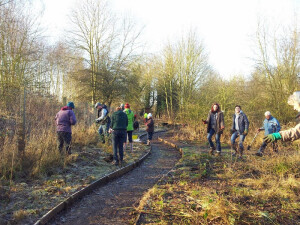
[34, 132, 156, 225]
[135, 137, 184, 225]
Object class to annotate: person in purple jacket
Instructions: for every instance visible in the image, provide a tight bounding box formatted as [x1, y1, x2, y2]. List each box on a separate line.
[55, 102, 77, 155]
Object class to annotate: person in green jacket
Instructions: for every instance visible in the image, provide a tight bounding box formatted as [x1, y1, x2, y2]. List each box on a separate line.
[123, 103, 135, 151]
[144, 112, 148, 123]
[109, 106, 128, 166]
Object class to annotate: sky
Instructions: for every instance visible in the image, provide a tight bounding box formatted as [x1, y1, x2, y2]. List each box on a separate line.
[36, 0, 300, 79]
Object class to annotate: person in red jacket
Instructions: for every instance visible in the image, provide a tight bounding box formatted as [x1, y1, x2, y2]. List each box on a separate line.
[55, 102, 77, 155]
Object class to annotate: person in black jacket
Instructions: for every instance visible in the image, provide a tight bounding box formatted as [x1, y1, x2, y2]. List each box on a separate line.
[145, 113, 154, 145]
[230, 105, 249, 158]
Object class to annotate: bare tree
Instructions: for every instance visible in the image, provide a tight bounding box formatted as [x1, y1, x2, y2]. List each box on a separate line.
[255, 21, 300, 121]
[68, 0, 142, 106]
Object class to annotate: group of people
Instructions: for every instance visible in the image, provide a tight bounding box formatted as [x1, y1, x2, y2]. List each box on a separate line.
[54, 91, 300, 163]
[203, 91, 300, 158]
[54, 101, 154, 166]
[95, 103, 155, 166]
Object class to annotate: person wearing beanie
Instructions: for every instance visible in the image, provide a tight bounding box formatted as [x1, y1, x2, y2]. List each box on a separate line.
[95, 102, 111, 144]
[120, 103, 125, 111]
[145, 113, 154, 145]
[110, 106, 128, 166]
[264, 91, 300, 144]
[123, 103, 135, 151]
[55, 101, 77, 155]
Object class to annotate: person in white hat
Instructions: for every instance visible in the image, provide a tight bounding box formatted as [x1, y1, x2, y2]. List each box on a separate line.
[145, 113, 154, 145]
[255, 111, 280, 156]
[264, 91, 300, 143]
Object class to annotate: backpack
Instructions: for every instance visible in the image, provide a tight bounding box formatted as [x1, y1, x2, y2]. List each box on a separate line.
[133, 121, 139, 130]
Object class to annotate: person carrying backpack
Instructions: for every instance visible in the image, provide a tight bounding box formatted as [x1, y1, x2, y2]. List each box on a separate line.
[123, 103, 134, 151]
[95, 102, 111, 143]
[55, 102, 77, 155]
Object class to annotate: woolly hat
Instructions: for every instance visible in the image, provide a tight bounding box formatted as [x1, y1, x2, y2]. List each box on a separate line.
[125, 103, 130, 109]
[67, 102, 75, 109]
[95, 102, 102, 108]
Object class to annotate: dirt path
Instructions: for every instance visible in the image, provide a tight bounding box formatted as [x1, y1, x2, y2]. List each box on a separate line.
[49, 133, 181, 225]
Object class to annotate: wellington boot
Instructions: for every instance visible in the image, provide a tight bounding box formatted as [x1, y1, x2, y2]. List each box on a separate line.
[238, 146, 244, 158]
[209, 147, 215, 155]
[231, 143, 237, 156]
[130, 143, 133, 151]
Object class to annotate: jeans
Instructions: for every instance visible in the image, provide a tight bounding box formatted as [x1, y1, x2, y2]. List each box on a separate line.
[112, 130, 126, 162]
[231, 131, 246, 149]
[98, 121, 110, 142]
[207, 129, 221, 152]
[57, 131, 72, 153]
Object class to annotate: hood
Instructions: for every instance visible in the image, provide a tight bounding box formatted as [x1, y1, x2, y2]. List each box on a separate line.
[61, 106, 72, 111]
[124, 108, 132, 114]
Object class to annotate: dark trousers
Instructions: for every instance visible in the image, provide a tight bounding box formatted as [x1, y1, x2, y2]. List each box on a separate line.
[147, 131, 153, 140]
[57, 131, 72, 153]
[259, 141, 278, 153]
[112, 130, 126, 162]
[125, 130, 133, 143]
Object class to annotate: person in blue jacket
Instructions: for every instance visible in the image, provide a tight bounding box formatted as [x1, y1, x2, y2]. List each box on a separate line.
[255, 111, 280, 156]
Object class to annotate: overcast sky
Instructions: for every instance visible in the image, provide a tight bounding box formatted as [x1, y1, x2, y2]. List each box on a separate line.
[36, 0, 300, 79]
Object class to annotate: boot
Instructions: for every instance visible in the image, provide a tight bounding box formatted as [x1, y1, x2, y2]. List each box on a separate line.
[231, 143, 237, 156]
[272, 142, 278, 153]
[66, 146, 72, 155]
[129, 143, 133, 151]
[238, 146, 244, 158]
[255, 146, 265, 157]
[209, 147, 215, 155]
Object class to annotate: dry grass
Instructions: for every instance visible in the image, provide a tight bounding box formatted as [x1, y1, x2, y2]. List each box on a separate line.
[0, 97, 97, 180]
[136, 131, 300, 224]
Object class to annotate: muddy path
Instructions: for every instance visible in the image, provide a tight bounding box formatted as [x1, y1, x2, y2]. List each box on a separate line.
[49, 133, 181, 225]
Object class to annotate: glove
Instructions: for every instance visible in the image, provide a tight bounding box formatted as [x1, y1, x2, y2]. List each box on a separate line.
[263, 132, 282, 143]
[202, 119, 207, 125]
[95, 119, 100, 124]
[243, 129, 248, 135]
